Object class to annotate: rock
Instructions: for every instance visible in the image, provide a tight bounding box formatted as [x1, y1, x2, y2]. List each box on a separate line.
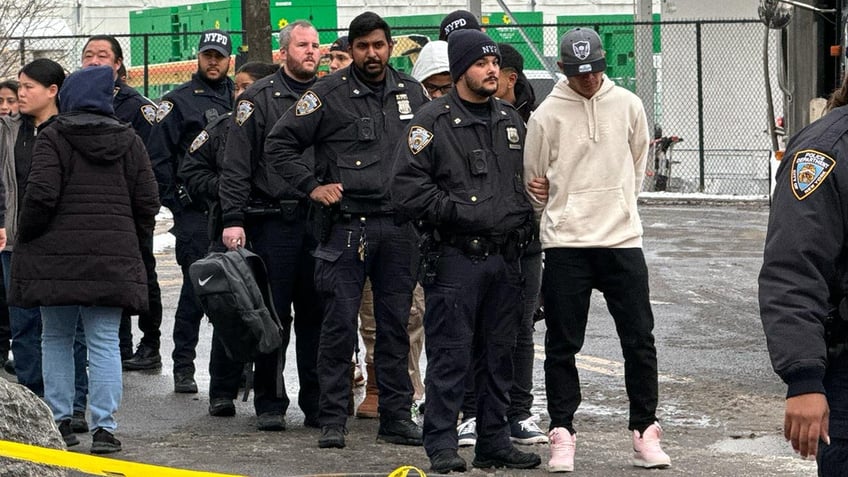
[0, 377, 67, 477]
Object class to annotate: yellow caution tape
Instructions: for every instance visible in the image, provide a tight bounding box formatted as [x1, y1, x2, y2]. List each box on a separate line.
[0, 439, 248, 477]
[388, 466, 427, 477]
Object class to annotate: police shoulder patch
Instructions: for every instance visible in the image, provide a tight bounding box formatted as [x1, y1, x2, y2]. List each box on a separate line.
[296, 91, 322, 116]
[140, 104, 156, 125]
[235, 100, 255, 126]
[791, 149, 836, 200]
[155, 100, 174, 122]
[408, 125, 434, 155]
[189, 130, 209, 154]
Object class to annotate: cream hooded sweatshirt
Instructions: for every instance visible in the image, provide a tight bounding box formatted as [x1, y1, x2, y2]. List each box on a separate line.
[524, 75, 649, 249]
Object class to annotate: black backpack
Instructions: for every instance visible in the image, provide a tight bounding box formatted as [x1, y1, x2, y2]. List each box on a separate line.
[189, 247, 284, 362]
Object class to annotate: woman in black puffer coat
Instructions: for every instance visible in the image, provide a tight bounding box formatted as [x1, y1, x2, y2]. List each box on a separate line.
[9, 65, 160, 454]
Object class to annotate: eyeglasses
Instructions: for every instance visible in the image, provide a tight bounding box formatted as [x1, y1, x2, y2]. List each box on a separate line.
[423, 82, 453, 96]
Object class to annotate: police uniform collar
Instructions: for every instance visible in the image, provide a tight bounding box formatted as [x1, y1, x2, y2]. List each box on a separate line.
[347, 64, 407, 97]
[447, 91, 506, 127]
[191, 72, 233, 96]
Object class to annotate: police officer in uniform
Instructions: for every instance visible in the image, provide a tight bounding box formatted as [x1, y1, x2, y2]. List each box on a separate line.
[391, 29, 541, 473]
[148, 29, 234, 393]
[219, 20, 324, 431]
[265, 11, 427, 449]
[80, 35, 164, 371]
[759, 100, 848, 475]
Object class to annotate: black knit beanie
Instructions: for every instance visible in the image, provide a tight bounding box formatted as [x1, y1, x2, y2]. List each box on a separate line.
[439, 10, 481, 41]
[448, 29, 501, 83]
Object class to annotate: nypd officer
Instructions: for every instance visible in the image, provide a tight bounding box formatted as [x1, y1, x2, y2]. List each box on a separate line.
[391, 29, 541, 473]
[148, 29, 234, 393]
[265, 11, 427, 449]
[219, 20, 324, 431]
[759, 96, 848, 474]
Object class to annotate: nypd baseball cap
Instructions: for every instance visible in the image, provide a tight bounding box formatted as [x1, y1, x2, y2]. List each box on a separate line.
[198, 29, 232, 57]
[559, 27, 606, 76]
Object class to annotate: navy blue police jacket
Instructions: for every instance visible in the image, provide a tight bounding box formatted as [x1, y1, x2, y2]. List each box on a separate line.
[113, 79, 157, 145]
[219, 68, 314, 228]
[264, 64, 427, 215]
[390, 90, 533, 237]
[147, 72, 233, 213]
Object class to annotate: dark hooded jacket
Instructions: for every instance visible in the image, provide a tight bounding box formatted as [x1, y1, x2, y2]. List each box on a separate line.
[9, 66, 160, 312]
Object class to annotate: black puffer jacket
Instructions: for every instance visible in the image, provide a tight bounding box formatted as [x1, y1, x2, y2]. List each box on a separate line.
[9, 112, 160, 312]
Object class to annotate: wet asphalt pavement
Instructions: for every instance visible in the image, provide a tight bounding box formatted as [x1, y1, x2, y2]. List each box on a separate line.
[2, 202, 819, 476]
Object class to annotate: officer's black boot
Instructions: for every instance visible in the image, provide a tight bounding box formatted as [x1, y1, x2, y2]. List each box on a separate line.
[472, 445, 541, 469]
[377, 417, 423, 446]
[430, 449, 467, 473]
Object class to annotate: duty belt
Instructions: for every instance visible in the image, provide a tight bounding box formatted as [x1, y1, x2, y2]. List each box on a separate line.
[442, 233, 509, 259]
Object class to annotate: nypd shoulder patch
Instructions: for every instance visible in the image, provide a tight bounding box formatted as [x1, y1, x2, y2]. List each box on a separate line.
[296, 91, 322, 116]
[140, 104, 156, 125]
[155, 100, 174, 123]
[791, 149, 836, 200]
[408, 126, 433, 155]
[235, 100, 255, 126]
[189, 130, 209, 154]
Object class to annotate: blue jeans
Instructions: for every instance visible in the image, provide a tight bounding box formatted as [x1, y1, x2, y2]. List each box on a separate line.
[41, 306, 122, 432]
[2, 251, 87, 411]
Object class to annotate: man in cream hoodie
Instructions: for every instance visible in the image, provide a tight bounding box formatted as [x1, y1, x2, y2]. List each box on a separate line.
[524, 27, 671, 473]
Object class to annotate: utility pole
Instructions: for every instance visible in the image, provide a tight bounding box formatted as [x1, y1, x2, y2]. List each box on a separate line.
[634, 0, 654, 133]
[241, 0, 272, 64]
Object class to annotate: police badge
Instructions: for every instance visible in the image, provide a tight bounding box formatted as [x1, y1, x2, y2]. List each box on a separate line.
[791, 149, 835, 200]
[155, 100, 174, 122]
[296, 91, 322, 116]
[140, 104, 157, 125]
[235, 100, 255, 126]
[408, 126, 433, 155]
[506, 126, 521, 150]
[189, 130, 209, 154]
[396, 93, 412, 116]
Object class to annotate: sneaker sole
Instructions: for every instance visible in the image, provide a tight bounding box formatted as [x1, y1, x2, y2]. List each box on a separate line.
[91, 444, 121, 454]
[633, 458, 671, 469]
[511, 435, 550, 445]
[376, 434, 422, 446]
[63, 436, 80, 447]
[458, 438, 476, 447]
[548, 463, 574, 472]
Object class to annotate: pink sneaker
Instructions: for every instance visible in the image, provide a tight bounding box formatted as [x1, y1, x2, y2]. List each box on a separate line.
[632, 422, 671, 469]
[547, 427, 575, 472]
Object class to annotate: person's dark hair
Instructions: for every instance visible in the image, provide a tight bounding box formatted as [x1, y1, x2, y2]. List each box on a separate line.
[117, 63, 127, 81]
[827, 73, 848, 111]
[348, 11, 392, 45]
[0, 80, 18, 95]
[237, 61, 278, 81]
[19, 58, 66, 91]
[84, 35, 124, 62]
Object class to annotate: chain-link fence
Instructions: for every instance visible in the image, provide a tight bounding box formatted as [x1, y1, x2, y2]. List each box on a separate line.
[3, 19, 780, 196]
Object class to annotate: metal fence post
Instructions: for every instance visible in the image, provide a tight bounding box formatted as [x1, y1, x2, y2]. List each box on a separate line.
[143, 34, 150, 98]
[696, 21, 705, 192]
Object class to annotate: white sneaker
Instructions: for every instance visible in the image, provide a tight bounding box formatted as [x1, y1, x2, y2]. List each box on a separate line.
[632, 422, 671, 469]
[547, 427, 575, 472]
[457, 417, 477, 447]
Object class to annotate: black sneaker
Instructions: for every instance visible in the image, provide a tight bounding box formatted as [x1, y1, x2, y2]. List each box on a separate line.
[472, 446, 541, 469]
[71, 410, 89, 433]
[123, 344, 161, 371]
[430, 449, 467, 474]
[318, 425, 346, 449]
[377, 417, 423, 446]
[57, 419, 79, 447]
[174, 372, 198, 394]
[209, 398, 236, 417]
[4, 358, 15, 375]
[256, 412, 286, 431]
[91, 428, 122, 454]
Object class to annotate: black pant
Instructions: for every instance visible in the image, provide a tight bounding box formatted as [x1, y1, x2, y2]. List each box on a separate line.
[242, 214, 322, 419]
[0, 265, 10, 358]
[119, 231, 163, 353]
[313, 216, 415, 426]
[422, 246, 523, 457]
[543, 248, 658, 433]
[171, 208, 210, 375]
[821, 348, 848, 476]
